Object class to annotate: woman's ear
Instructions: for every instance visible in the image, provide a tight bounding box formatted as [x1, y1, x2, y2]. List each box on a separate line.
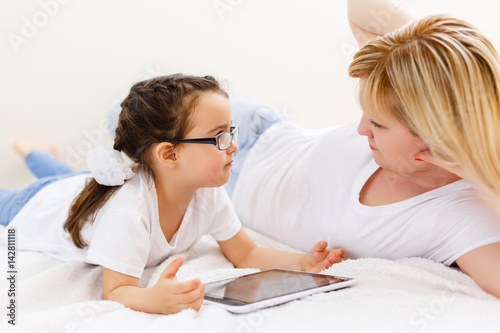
[154, 142, 178, 168]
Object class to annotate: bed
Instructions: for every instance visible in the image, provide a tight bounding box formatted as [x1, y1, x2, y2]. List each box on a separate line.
[1, 225, 499, 333]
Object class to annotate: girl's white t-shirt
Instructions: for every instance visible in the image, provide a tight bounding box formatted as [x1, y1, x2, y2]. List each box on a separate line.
[232, 121, 500, 266]
[3, 170, 241, 278]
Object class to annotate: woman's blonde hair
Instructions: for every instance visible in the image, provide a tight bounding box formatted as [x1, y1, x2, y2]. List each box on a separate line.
[349, 14, 500, 196]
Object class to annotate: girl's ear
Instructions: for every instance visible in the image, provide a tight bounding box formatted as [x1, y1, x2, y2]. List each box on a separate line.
[154, 142, 178, 168]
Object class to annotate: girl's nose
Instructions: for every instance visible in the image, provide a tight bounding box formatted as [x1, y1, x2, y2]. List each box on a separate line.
[228, 140, 238, 153]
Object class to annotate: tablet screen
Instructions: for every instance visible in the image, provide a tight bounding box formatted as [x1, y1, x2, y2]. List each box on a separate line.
[204, 269, 352, 306]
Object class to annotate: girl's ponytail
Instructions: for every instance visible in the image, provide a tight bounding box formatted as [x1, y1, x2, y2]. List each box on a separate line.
[64, 180, 120, 248]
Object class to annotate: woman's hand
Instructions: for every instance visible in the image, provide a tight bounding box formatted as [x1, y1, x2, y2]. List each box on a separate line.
[303, 241, 346, 273]
[348, 0, 416, 47]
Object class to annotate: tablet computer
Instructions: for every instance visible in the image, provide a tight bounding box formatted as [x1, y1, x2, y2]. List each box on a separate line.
[203, 269, 355, 313]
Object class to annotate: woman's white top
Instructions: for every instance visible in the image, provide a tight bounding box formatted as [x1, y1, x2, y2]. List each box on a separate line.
[232, 121, 500, 265]
[3, 170, 241, 278]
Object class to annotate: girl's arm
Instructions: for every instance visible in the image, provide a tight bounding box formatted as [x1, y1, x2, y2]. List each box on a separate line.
[455, 242, 500, 298]
[348, 0, 416, 47]
[102, 256, 205, 314]
[217, 228, 346, 272]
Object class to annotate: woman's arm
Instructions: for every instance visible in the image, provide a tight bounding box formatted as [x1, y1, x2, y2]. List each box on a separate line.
[455, 242, 500, 298]
[348, 0, 417, 47]
[102, 256, 205, 314]
[217, 228, 346, 272]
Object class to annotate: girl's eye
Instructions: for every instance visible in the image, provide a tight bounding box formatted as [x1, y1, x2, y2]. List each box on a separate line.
[369, 119, 382, 128]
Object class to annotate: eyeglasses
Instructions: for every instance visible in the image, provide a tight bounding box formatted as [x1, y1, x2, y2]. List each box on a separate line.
[135, 127, 238, 157]
[158, 126, 239, 151]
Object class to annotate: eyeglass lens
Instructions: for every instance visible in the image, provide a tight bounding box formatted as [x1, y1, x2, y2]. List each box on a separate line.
[218, 129, 238, 150]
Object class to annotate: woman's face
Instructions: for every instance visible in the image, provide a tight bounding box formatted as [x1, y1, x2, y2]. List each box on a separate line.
[357, 78, 430, 177]
[357, 112, 429, 176]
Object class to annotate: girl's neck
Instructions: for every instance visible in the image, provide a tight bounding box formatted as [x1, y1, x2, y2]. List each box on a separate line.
[153, 172, 198, 243]
[154, 173, 198, 213]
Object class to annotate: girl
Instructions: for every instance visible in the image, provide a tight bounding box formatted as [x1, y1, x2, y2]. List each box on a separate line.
[0, 74, 346, 315]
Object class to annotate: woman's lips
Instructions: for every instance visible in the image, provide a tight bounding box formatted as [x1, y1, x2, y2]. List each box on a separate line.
[369, 143, 377, 151]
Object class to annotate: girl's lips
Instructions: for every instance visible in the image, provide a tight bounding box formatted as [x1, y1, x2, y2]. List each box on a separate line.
[369, 143, 377, 151]
[225, 161, 233, 167]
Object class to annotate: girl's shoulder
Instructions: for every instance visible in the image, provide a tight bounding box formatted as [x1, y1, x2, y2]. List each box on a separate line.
[98, 169, 157, 216]
[119, 167, 154, 195]
[192, 186, 233, 212]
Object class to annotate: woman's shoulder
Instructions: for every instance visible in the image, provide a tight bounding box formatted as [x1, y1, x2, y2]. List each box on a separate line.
[422, 180, 500, 225]
[249, 119, 363, 160]
[263, 119, 358, 137]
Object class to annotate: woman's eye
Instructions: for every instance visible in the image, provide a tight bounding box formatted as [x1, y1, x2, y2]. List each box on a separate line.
[369, 119, 382, 128]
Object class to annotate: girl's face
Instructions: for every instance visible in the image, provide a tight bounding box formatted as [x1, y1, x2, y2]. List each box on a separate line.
[175, 92, 238, 188]
[357, 112, 428, 177]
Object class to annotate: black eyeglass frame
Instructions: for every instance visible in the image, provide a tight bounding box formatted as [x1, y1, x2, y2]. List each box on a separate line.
[152, 126, 238, 151]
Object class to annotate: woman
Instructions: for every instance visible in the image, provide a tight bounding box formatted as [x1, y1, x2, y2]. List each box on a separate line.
[227, 0, 500, 298]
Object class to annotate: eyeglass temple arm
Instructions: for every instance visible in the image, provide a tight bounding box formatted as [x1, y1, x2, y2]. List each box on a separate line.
[164, 138, 217, 144]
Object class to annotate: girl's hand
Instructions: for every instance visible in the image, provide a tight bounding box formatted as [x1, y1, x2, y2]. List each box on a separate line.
[151, 256, 205, 314]
[304, 241, 346, 272]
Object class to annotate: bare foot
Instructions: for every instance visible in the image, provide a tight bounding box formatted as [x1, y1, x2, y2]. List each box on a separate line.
[13, 139, 59, 159]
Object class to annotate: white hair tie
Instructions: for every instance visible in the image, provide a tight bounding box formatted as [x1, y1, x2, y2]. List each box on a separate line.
[86, 144, 135, 186]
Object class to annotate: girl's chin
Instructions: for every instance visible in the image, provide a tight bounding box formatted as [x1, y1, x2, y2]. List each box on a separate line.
[204, 174, 230, 188]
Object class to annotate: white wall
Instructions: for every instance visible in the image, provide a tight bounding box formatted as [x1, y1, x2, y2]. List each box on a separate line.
[1, 0, 499, 189]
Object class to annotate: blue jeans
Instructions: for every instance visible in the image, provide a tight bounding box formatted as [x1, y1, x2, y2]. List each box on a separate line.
[226, 93, 290, 197]
[0, 151, 86, 226]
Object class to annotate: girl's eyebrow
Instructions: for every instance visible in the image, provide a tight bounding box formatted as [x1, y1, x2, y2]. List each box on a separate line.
[208, 123, 230, 134]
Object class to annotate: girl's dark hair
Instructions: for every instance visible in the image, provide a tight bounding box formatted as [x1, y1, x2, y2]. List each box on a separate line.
[64, 74, 228, 248]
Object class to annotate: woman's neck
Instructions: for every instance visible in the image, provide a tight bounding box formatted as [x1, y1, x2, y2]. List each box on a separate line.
[359, 165, 462, 206]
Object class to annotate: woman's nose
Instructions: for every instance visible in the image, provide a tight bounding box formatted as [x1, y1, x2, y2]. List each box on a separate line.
[357, 115, 373, 138]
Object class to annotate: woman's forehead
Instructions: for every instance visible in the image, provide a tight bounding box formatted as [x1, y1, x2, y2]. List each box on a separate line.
[359, 81, 396, 119]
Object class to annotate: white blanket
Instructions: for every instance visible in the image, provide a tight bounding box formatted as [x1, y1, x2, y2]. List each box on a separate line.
[1, 225, 499, 333]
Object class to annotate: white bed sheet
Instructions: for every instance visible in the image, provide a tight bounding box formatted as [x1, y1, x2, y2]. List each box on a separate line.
[1, 225, 499, 333]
